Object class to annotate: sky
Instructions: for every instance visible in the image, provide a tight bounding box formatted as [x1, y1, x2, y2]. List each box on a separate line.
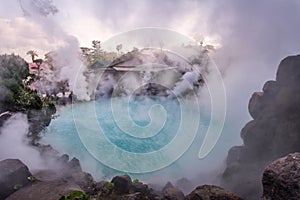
[0, 0, 300, 146]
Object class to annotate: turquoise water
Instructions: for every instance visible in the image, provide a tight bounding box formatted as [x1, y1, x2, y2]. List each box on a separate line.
[42, 97, 232, 181]
[95, 97, 181, 153]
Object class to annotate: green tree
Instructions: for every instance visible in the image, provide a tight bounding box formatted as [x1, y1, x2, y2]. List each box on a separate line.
[91, 40, 104, 62]
[116, 44, 122, 55]
[26, 50, 38, 62]
[0, 54, 56, 138]
[0, 54, 30, 112]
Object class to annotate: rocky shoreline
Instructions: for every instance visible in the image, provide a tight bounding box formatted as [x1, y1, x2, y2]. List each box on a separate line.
[0, 156, 242, 200]
[1, 152, 299, 200]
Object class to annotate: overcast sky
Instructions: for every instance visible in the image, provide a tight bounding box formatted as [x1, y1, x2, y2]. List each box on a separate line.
[0, 0, 299, 60]
[0, 0, 300, 146]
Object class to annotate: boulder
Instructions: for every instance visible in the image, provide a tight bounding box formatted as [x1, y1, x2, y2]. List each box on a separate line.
[0, 159, 32, 199]
[111, 174, 132, 194]
[94, 180, 109, 192]
[130, 181, 149, 195]
[262, 152, 300, 200]
[6, 179, 82, 200]
[186, 185, 243, 200]
[163, 187, 185, 200]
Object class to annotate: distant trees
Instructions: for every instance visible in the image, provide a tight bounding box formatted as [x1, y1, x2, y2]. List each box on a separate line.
[80, 40, 117, 67]
[116, 44, 122, 55]
[80, 40, 104, 66]
[91, 40, 104, 61]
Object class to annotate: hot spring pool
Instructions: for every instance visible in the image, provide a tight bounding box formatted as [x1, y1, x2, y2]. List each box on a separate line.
[41, 97, 232, 184]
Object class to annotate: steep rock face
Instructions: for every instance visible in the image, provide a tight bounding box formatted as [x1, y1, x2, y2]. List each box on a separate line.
[223, 55, 300, 199]
[261, 152, 300, 200]
[0, 159, 32, 199]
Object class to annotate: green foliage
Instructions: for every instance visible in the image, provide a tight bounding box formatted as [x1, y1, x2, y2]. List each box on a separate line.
[13, 184, 22, 190]
[59, 190, 90, 200]
[26, 50, 38, 62]
[80, 40, 116, 67]
[27, 176, 37, 182]
[0, 54, 55, 113]
[133, 179, 139, 183]
[15, 87, 43, 111]
[103, 182, 115, 191]
[0, 54, 56, 138]
[0, 54, 31, 113]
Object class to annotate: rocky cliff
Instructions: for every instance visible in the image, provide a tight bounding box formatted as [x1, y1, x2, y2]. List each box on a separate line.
[222, 55, 300, 199]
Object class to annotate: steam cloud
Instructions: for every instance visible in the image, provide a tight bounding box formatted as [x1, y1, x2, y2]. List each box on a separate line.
[0, 0, 299, 194]
[18, 0, 90, 101]
[0, 113, 46, 170]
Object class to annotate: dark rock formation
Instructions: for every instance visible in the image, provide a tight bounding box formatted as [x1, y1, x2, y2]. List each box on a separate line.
[36, 143, 59, 157]
[0, 159, 244, 200]
[27, 107, 56, 142]
[262, 152, 300, 200]
[2, 158, 95, 200]
[6, 179, 82, 200]
[223, 55, 300, 199]
[0, 159, 32, 199]
[94, 180, 109, 192]
[130, 181, 149, 196]
[67, 157, 82, 173]
[162, 181, 175, 192]
[0, 111, 12, 127]
[163, 187, 185, 200]
[68, 172, 95, 194]
[175, 178, 193, 194]
[160, 181, 185, 200]
[111, 174, 133, 194]
[121, 192, 143, 200]
[54, 154, 83, 174]
[186, 185, 243, 200]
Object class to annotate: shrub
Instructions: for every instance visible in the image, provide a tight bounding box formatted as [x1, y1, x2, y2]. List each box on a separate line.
[59, 190, 90, 200]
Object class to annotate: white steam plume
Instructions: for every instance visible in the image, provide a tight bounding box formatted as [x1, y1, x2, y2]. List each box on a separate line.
[0, 113, 46, 170]
[19, 0, 91, 101]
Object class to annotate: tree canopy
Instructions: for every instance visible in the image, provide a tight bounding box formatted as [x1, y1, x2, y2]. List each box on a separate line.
[26, 50, 39, 62]
[0, 54, 54, 113]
